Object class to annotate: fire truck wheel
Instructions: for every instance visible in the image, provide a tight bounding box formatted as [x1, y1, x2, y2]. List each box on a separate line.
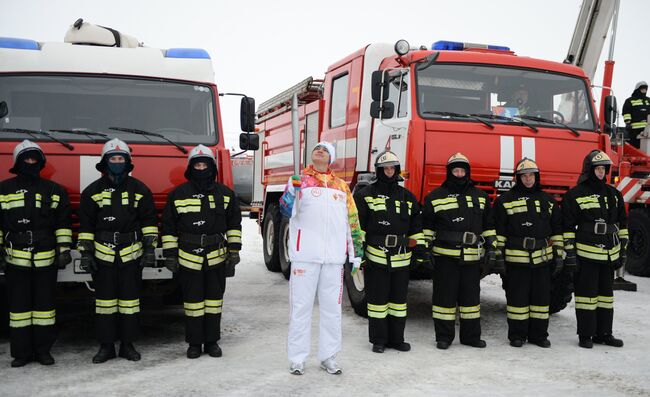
[549, 270, 573, 314]
[278, 217, 291, 280]
[262, 204, 281, 272]
[626, 208, 650, 277]
[344, 260, 368, 317]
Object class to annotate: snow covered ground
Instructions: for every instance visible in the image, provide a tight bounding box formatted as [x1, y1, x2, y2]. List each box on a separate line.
[1, 218, 649, 396]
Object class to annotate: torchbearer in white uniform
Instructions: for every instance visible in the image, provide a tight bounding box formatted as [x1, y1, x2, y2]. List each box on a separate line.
[280, 141, 364, 375]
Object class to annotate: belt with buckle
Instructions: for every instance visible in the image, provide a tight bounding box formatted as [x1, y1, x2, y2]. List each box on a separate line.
[97, 230, 141, 245]
[4, 229, 53, 246]
[578, 222, 618, 235]
[179, 232, 226, 247]
[436, 230, 479, 246]
[367, 234, 409, 248]
[508, 236, 549, 251]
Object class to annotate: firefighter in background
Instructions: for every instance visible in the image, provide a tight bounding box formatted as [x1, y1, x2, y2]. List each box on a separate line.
[353, 151, 424, 354]
[622, 81, 650, 148]
[161, 145, 241, 359]
[493, 158, 563, 348]
[0, 140, 71, 367]
[562, 150, 627, 349]
[422, 153, 497, 350]
[280, 142, 363, 376]
[77, 138, 158, 363]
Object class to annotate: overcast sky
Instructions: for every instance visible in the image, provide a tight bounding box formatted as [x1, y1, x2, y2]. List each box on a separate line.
[3, 0, 649, 149]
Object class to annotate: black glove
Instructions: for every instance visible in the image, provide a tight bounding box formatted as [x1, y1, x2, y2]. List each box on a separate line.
[492, 249, 505, 274]
[79, 251, 98, 274]
[225, 251, 240, 278]
[0, 255, 5, 272]
[564, 246, 578, 273]
[141, 236, 157, 268]
[413, 248, 434, 271]
[552, 246, 564, 277]
[57, 247, 72, 270]
[164, 256, 179, 273]
[615, 237, 628, 270]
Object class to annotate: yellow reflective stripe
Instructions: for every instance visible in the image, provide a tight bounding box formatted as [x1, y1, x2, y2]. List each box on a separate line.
[631, 121, 647, 129]
[206, 247, 228, 266]
[482, 229, 496, 238]
[388, 302, 407, 317]
[423, 229, 434, 242]
[118, 299, 141, 314]
[174, 198, 202, 213]
[431, 197, 456, 206]
[161, 235, 179, 249]
[134, 193, 143, 208]
[367, 303, 389, 318]
[9, 311, 32, 328]
[433, 245, 460, 257]
[459, 305, 480, 320]
[507, 305, 529, 320]
[390, 252, 412, 268]
[179, 249, 204, 270]
[366, 245, 387, 257]
[223, 195, 231, 210]
[432, 305, 456, 320]
[502, 199, 527, 209]
[95, 241, 116, 255]
[78, 232, 95, 242]
[529, 312, 549, 320]
[96, 299, 118, 314]
[10, 311, 32, 320]
[575, 296, 598, 310]
[227, 229, 242, 244]
[506, 206, 527, 215]
[91, 191, 112, 207]
[622, 113, 631, 121]
[578, 202, 600, 210]
[576, 243, 620, 261]
[597, 295, 614, 309]
[619, 228, 629, 239]
[507, 312, 530, 321]
[33, 250, 56, 267]
[141, 226, 158, 236]
[32, 310, 56, 326]
[563, 232, 576, 239]
[205, 299, 223, 314]
[55, 228, 73, 244]
[0, 230, 3, 245]
[434, 203, 459, 213]
[120, 191, 129, 205]
[184, 301, 205, 317]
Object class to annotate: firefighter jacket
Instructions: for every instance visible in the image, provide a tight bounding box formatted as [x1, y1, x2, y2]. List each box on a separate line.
[494, 184, 563, 266]
[353, 181, 424, 270]
[279, 165, 363, 265]
[422, 182, 496, 262]
[161, 181, 241, 271]
[0, 176, 71, 269]
[562, 180, 627, 264]
[77, 176, 157, 265]
[622, 89, 650, 131]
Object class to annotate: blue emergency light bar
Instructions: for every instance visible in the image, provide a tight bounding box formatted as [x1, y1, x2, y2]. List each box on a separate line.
[432, 40, 510, 52]
[0, 37, 40, 50]
[165, 48, 211, 59]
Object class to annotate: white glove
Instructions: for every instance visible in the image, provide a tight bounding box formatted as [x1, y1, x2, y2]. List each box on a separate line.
[350, 257, 362, 275]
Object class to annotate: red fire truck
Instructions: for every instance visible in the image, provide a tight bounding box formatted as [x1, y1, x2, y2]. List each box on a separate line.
[252, 37, 631, 315]
[0, 20, 257, 292]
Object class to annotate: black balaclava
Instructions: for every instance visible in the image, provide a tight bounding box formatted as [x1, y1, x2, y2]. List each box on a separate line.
[375, 164, 401, 185]
[632, 85, 648, 99]
[514, 172, 540, 193]
[187, 157, 217, 192]
[443, 161, 471, 192]
[105, 154, 130, 186]
[577, 151, 610, 192]
[15, 151, 44, 180]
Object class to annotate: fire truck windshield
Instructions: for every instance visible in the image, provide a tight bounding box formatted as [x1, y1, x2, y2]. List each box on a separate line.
[0, 75, 218, 145]
[415, 64, 596, 131]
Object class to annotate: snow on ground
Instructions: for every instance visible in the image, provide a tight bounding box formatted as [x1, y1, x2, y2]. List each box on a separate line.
[1, 218, 649, 396]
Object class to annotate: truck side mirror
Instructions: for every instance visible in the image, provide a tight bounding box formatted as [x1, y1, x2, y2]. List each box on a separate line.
[239, 132, 259, 151]
[371, 71, 389, 101]
[240, 96, 256, 132]
[0, 101, 7, 119]
[370, 101, 395, 119]
[604, 95, 617, 128]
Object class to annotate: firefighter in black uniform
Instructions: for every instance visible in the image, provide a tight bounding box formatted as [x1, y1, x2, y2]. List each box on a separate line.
[162, 145, 242, 359]
[422, 153, 497, 350]
[353, 151, 424, 353]
[622, 81, 650, 148]
[77, 138, 158, 363]
[0, 140, 71, 367]
[563, 150, 627, 348]
[494, 158, 563, 348]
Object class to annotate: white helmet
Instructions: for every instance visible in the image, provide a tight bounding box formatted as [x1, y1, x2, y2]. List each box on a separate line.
[96, 138, 133, 172]
[10, 139, 45, 174]
[635, 81, 648, 90]
[185, 144, 217, 180]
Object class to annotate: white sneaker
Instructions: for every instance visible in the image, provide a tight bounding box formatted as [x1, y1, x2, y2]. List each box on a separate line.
[320, 356, 342, 375]
[289, 362, 305, 375]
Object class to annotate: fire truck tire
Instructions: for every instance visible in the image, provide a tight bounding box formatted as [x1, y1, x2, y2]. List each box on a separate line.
[343, 260, 368, 317]
[549, 270, 573, 314]
[626, 208, 650, 277]
[278, 217, 291, 280]
[263, 204, 281, 272]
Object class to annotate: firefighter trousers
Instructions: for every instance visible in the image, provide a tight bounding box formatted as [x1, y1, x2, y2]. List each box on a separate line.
[6, 265, 58, 359]
[287, 262, 343, 364]
[432, 256, 481, 344]
[505, 262, 551, 342]
[93, 259, 143, 343]
[179, 265, 226, 345]
[574, 258, 614, 337]
[364, 263, 409, 346]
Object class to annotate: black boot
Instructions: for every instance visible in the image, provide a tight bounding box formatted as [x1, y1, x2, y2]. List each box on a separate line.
[372, 344, 385, 353]
[119, 342, 141, 361]
[436, 341, 451, 350]
[204, 342, 222, 358]
[187, 344, 202, 359]
[461, 339, 487, 348]
[532, 339, 551, 348]
[509, 339, 524, 347]
[35, 352, 55, 365]
[93, 343, 116, 364]
[578, 336, 593, 349]
[593, 334, 624, 347]
[387, 342, 411, 352]
[11, 357, 32, 368]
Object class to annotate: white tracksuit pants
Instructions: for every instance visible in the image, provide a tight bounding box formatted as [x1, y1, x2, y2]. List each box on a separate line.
[287, 262, 344, 363]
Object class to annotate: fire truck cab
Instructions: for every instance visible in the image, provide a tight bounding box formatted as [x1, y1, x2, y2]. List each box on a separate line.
[254, 40, 611, 315]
